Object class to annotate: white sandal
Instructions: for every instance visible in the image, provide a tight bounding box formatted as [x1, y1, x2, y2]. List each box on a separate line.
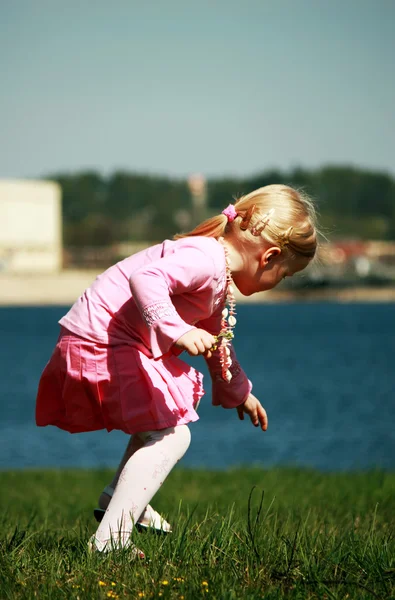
[138, 504, 172, 534]
[93, 486, 172, 534]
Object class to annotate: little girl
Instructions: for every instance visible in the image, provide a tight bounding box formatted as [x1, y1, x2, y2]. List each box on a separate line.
[36, 184, 317, 557]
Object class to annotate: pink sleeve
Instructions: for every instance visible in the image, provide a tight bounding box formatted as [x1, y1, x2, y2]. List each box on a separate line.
[129, 246, 215, 358]
[197, 310, 253, 408]
[205, 344, 252, 408]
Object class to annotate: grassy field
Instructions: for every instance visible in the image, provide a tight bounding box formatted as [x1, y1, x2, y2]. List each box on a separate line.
[0, 468, 394, 599]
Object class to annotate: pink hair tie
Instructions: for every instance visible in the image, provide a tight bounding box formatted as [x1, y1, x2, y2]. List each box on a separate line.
[222, 204, 238, 222]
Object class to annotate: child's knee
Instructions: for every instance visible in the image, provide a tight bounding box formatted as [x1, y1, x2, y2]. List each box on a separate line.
[174, 424, 191, 456]
[137, 425, 191, 457]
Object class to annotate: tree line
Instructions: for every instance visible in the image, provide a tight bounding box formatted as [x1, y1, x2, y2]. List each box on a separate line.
[48, 165, 395, 247]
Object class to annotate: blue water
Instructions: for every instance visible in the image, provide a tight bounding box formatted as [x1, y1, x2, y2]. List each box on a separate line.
[0, 303, 394, 471]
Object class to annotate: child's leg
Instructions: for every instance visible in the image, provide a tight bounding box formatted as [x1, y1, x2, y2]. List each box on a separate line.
[91, 425, 191, 552]
[97, 434, 171, 530]
[98, 434, 144, 511]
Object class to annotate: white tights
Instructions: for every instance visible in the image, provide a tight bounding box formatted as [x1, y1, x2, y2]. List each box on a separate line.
[92, 425, 191, 551]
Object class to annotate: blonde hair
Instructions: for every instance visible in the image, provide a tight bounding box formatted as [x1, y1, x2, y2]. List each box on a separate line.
[175, 184, 318, 259]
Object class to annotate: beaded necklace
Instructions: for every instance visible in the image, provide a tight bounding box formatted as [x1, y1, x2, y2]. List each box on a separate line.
[212, 237, 237, 382]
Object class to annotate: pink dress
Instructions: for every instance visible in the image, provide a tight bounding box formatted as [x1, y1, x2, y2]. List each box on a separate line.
[36, 236, 252, 434]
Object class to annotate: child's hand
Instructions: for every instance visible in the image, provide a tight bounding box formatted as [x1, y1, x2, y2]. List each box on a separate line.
[174, 329, 217, 358]
[236, 394, 268, 431]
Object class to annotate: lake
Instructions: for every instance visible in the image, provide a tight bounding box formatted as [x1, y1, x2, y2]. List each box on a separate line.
[0, 303, 394, 471]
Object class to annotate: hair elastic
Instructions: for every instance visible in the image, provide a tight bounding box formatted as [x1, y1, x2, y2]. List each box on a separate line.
[222, 204, 238, 222]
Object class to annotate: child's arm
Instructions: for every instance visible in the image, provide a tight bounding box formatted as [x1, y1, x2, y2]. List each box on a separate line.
[204, 343, 252, 408]
[196, 310, 268, 431]
[129, 244, 217, 359]
[206, 350, 268, 431]
[196, 310, 253, 409]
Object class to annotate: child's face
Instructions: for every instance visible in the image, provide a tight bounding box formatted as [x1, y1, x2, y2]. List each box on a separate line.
[233, 251, 311, 296]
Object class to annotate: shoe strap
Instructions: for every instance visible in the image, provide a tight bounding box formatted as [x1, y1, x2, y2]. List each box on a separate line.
[103, 485, 114, 497]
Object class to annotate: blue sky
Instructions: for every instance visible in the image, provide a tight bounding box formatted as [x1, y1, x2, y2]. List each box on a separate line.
[1, 0, 394, 179]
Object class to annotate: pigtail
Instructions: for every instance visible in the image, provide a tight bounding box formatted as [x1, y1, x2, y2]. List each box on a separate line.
[174, 214, 228, 240]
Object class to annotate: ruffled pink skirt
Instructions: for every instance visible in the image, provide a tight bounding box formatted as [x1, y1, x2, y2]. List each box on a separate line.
[36, 328, 204, 434]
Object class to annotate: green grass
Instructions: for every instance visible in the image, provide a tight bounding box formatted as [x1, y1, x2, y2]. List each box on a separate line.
[0, 468, 394, 599]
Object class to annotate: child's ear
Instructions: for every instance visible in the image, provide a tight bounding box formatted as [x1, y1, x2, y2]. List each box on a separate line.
[260, 246, 282, 268]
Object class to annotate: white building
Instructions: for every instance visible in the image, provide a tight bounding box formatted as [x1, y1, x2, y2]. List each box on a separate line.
[0, 179, 62, 272]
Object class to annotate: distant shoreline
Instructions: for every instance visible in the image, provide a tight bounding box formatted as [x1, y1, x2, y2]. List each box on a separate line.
[1, 269, 395, 305]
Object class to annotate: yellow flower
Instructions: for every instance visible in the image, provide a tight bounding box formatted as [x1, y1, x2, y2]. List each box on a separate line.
[99, 580, 107, 586]
[202, 581, 209, 586]
[111, 582, 116, 586]
[161, 580, 169, 585]
[106, 591, 119, 599]
[138, 593, 145, 598]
